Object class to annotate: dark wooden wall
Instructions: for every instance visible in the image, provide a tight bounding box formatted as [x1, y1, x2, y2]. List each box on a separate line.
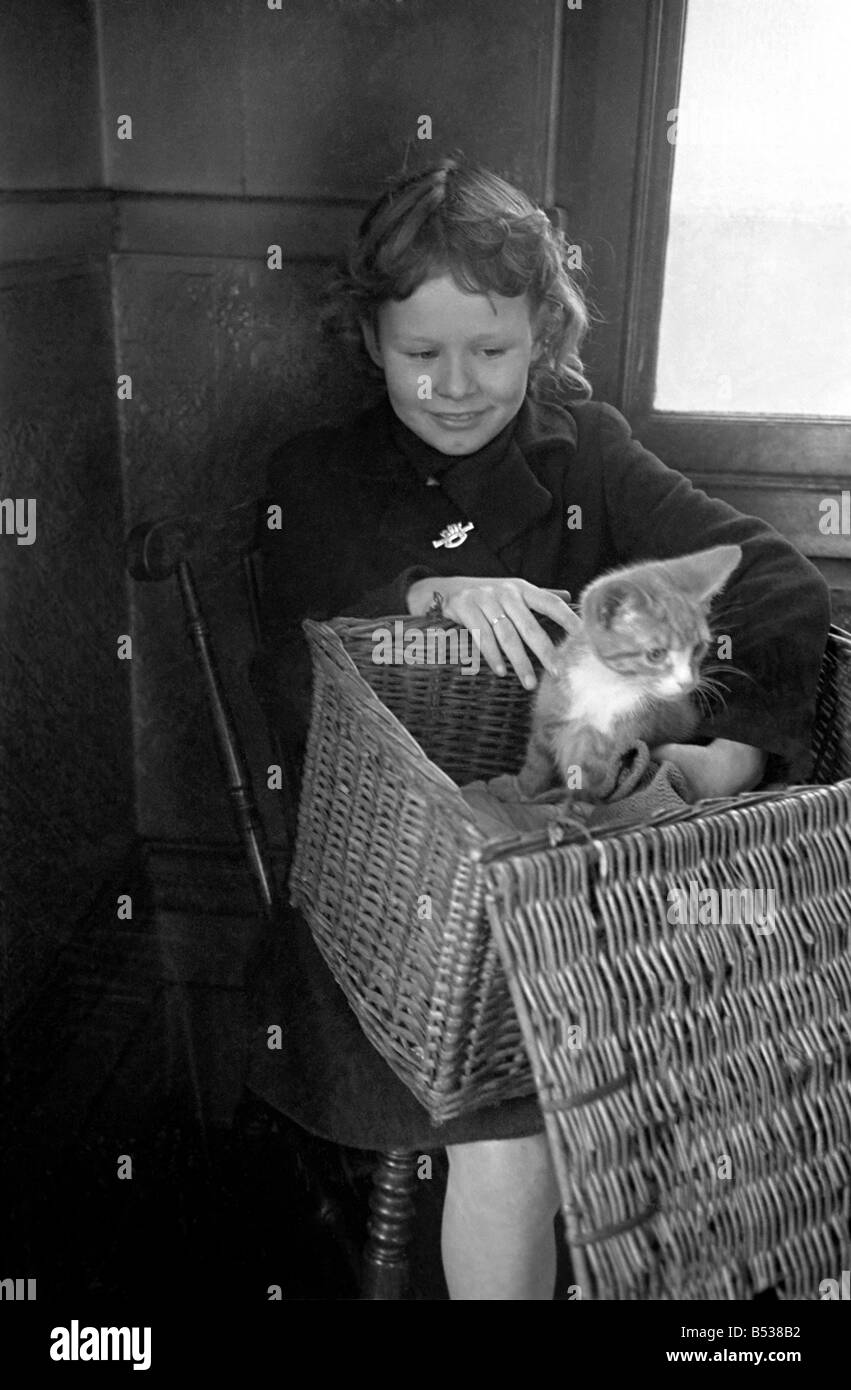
[0, 0, 134, 1018]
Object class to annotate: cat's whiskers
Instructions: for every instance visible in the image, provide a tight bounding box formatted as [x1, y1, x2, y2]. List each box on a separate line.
[700, 660, 758, 686]
[692, 681, 726, 719]
[692, 668, 747, 718]
[696, 674, 731, 695]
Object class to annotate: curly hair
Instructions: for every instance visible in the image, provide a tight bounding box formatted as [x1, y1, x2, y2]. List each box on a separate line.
[322, 157, 593, 398]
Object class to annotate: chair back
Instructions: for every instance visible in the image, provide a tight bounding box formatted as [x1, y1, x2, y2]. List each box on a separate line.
[126, 499, 290, 918]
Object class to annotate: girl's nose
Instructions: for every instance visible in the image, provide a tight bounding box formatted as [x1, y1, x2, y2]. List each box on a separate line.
[434, 354, 476, 399]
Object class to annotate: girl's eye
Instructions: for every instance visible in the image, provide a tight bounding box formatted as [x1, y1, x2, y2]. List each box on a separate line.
[408, 350, 437, 360]
[481, 348, 506, 358]
[646, 647, 668, 664]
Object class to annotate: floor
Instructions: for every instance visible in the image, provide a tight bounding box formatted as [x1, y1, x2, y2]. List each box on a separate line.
[3, 1092, 583, 1303]
[1, 896, 577, 1304]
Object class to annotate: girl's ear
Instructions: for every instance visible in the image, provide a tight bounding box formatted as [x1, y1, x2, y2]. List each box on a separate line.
[529, 304, 548, 363]
[360, 317, 383, 369]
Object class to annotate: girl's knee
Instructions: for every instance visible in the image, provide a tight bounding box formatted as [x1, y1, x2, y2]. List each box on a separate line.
[445, 1134, 560, 1221]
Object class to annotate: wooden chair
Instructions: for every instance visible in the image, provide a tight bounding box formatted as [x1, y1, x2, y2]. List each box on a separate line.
[126, 498, 418, 1300]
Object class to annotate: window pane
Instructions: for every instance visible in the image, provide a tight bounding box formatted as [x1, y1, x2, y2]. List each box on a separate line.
[655, 0, 851, 416]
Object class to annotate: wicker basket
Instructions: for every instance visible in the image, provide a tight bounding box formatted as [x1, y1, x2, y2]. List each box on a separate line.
[290, 614, 851, 1134]
[484, 629, 851, 1299]
[291, 614, 562, 1121]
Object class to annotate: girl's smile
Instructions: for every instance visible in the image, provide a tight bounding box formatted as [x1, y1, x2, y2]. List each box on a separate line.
[361, 273, 539, 455]
[430, 407, 491, 430]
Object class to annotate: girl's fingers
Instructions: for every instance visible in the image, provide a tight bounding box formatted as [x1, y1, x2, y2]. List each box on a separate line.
[524, 586, 583, 635]
[452, 598, 537, 687]
[444, 580, 582, 685]
[498, 599, 562, 676]
[485, 610, 538, 689]
[498, 583, 581, 677]
[452, 598, 508, 676]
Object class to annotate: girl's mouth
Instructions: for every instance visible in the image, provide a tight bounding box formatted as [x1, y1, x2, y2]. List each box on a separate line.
[431, 410, 488, 428]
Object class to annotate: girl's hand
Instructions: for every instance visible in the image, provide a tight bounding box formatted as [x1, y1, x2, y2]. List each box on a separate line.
[406, 575, 581, 688]
[651, 738, 768, 800]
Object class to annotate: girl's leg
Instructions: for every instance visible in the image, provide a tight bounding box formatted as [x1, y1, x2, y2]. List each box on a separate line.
[441, 1133, 560, 1300]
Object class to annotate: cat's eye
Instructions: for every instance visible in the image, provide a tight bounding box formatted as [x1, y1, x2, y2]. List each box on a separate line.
[645, 647, 668, 664]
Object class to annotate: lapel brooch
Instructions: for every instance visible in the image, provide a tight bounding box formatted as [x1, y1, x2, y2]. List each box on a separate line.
[432, 521, 474, 550]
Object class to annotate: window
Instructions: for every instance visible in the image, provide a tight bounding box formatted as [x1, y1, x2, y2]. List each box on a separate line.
[656, 0, 851, 417]
[561, 0, 851, 561]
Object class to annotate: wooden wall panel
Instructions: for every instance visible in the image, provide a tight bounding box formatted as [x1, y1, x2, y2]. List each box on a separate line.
[0, 3, 135, 1019]
[239, 0, 559, 200]
[99, 0, 561, 201]
[0, 0, 102, 190]
[98, 0, 245, 195]
[0, 264, 134, 1015]
[114, 255, 380, 842]
[556, 0, 651, 405]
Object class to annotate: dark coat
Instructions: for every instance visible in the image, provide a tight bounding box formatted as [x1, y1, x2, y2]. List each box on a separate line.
[245, 391, 831, 1152]
[253, 391, 830, 783]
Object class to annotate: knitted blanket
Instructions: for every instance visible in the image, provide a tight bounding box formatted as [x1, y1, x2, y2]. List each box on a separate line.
[460, 741, 695, 839]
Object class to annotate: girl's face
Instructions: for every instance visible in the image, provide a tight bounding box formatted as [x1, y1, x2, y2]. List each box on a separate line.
[362, 273, 539, 456]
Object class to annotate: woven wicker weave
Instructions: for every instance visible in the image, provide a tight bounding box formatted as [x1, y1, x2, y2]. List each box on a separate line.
[291, 614, 549, 1122]
[291, 613, 851, 1157]
[481, 624, 851, 1299]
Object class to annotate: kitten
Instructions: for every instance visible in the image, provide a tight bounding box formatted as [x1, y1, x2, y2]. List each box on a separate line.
[517, 544, 743, 802]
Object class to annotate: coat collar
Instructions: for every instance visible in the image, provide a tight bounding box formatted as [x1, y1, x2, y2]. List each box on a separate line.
[361, 392, 578, 555]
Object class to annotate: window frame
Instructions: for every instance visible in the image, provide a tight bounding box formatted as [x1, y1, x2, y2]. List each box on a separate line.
[562, 0, 851, 565]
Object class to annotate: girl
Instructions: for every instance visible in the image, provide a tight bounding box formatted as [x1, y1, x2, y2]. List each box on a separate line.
[248, 158, 830, 1299]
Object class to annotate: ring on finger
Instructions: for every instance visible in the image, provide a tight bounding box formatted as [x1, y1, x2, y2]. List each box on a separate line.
[490, 611, 510, 628]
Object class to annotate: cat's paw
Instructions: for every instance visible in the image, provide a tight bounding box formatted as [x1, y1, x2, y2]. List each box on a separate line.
[516, 765, 556, 799]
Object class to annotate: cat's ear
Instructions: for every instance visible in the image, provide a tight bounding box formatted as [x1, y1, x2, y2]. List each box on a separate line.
[673, 544, 743, 602]
[584, 580, 630, 629]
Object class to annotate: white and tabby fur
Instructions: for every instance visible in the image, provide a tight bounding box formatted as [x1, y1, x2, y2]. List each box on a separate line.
[517, 544, 743, 802]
